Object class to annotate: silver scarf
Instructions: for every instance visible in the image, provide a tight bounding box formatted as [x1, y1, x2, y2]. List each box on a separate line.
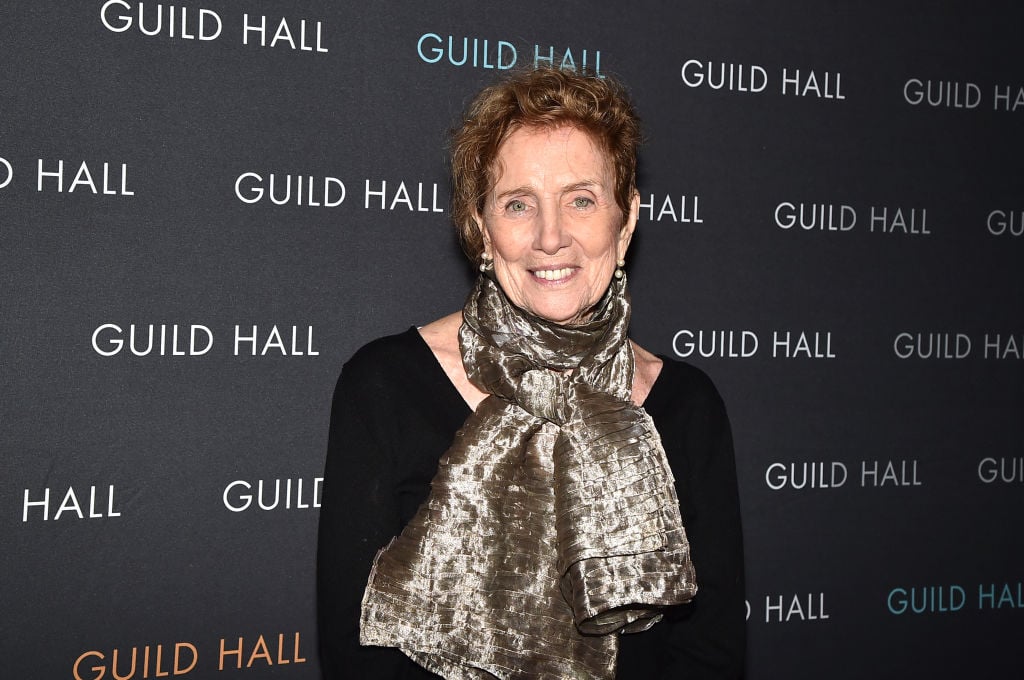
[360, 274, 696, 679]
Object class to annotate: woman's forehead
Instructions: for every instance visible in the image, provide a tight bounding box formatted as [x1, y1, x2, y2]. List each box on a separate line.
[489, 126, 613, 191]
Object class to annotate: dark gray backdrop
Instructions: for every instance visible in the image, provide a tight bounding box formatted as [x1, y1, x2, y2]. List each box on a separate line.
[2, 2, 1022, 678]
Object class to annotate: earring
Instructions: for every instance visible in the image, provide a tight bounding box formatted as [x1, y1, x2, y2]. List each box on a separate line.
[479, 253, 493, 272]
[614, 258, 625, 279]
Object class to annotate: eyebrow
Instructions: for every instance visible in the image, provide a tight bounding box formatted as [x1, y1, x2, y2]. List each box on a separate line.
[493, 180, 605, 202]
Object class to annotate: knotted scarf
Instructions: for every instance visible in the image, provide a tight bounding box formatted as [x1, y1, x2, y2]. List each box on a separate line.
[360, 274, 696, 679]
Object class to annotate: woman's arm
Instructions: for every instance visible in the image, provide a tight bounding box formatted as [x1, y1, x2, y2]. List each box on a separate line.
[619, 366, 746, 679]
[317, 355, 406, 678]
[317, 335, 453, 680]
[668, 387, 746, 677]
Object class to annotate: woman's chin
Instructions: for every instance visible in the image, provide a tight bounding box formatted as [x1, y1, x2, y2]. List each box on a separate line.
[524, 301, 591, 326]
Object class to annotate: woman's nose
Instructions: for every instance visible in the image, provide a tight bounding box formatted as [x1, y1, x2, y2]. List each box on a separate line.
[534, 208, 570, 255]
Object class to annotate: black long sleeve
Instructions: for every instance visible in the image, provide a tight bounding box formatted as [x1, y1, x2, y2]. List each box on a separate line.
[317, 328, 746, 679]
[317, 333, 465, 680]
[616, 360, 747, 678]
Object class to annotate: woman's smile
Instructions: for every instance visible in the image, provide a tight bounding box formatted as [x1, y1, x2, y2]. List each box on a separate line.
[530, 266, 578, 283]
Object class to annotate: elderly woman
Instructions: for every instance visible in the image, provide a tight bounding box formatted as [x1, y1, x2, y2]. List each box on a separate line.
[318, 68, 745, 679]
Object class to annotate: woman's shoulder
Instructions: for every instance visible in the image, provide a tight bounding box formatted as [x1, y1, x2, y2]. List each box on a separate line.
[647, 352, 728, 418]
[646, 356, 735, 487]
[344, 326, 426, 374]
[339, 313, 485, 411]
[657, 355, 723, 396]
[336, 326, 441, 402]
[630, 342, 663, 408]
[631, 341, 722, 410]
[418, 311, 489, 412]
[416, 311, 463, 361]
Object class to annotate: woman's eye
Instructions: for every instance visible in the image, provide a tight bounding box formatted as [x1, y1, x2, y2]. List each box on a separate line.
[507, 200, 527, 213]
[572, 196, 593, 208]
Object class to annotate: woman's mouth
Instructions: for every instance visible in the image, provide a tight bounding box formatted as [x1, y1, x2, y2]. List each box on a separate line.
[531, 267, 575, 282]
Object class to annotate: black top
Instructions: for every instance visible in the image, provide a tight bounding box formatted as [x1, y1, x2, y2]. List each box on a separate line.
[317, 328, 746, 679]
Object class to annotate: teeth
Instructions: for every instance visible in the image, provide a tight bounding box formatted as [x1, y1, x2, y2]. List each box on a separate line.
[534, 268, 573, 281]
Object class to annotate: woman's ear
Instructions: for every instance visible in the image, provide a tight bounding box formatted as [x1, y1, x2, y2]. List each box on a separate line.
[475, 214, 491, 254]
[617, 192, 640, 261]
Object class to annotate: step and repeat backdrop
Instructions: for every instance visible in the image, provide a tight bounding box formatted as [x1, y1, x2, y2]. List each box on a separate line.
[2, 2, 1022, 678]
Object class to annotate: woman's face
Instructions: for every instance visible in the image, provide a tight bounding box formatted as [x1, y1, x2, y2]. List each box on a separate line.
[478, 126, 637, 326]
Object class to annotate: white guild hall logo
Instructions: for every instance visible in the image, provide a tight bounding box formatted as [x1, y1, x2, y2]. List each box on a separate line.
[681, 60, 845, 100]
[416, 33, 604, 75]
[773, 202, 931, 236]
[90, 324, 320, 357]
[903, 78, 1024, 112]
[99, 2, 329, 52]
[893, 332, 1023, 360]
[764, 460, 921, 490]
[233, 173, 447, 213]
[672, 329, 835, 359]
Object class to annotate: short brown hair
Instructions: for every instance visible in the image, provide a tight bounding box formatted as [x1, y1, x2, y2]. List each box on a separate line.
[450, 67, 642, 265]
